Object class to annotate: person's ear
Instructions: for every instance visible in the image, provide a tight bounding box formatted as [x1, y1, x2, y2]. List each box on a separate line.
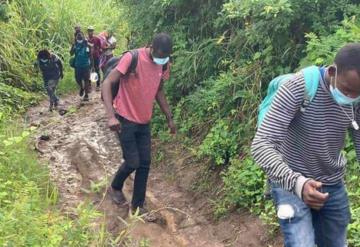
[328, 65, 337, 77]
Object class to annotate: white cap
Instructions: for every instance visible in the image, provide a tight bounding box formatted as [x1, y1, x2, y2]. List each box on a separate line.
[87, 26, 95, 31]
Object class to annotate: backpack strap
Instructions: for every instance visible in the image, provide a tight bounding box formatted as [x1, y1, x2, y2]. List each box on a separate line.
[162, 63, 168, 72]
[127, 49, 139, 74]
[300, 66, 321, 112]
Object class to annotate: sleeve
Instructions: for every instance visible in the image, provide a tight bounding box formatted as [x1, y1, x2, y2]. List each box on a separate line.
[115, 52, 132, 75]
[251, 77, 309, 197]
[162, 63, 171, 81]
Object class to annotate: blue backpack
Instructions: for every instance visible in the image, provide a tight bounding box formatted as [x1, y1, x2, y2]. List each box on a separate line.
[257, 66, 321, 127]
[74, 42, 90, 68]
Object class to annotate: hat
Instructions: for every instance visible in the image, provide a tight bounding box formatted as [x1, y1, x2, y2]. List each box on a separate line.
[87, 26, 95, 31]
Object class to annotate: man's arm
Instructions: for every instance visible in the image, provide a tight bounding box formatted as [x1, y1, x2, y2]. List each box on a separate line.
[70, 44, 75, 55]
[156, 80, 176, 134]
[101, 69, 122, 131]
[33, 60, 39, 73]
[88, 43, 95, 68]
[55, 56, 64, 78]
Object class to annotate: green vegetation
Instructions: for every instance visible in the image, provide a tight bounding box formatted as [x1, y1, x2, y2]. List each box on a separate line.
[2, 0, 360, 245]
[119, 0, 360, 244]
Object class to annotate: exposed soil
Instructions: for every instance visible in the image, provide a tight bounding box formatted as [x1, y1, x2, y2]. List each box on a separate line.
[25, 91, 281, 247]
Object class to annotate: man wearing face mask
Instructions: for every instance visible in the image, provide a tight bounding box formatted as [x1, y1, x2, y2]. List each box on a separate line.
[35, 49, 63, 111]
[71, 32, 91, 101]
[87, 26, 102, 90]
[101, 33, 176, 219]
[252, 43, 360, 247]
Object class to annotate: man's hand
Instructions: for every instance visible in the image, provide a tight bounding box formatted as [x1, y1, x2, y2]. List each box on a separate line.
[108, 116, 120, 131]
[302, 179, 329, 210]
[168, 119, 176, 134]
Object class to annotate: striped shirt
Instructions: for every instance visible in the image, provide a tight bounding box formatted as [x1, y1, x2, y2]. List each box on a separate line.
[251, 69, 360, 198]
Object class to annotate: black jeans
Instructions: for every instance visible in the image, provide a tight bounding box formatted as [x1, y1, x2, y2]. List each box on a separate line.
[111, 115, 151, 208]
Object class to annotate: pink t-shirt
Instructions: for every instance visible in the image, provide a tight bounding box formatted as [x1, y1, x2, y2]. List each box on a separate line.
[113, 48, 170, 124]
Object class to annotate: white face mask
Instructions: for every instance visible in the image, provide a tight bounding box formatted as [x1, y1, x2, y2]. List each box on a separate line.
[330, 66, 360, 105]
[153, 57, 169, 65]
[40, 59, 48, 63]
[77, 39, 84, 44]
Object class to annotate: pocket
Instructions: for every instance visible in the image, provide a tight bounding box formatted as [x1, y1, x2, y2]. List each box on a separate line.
[272, 185, 310, 222]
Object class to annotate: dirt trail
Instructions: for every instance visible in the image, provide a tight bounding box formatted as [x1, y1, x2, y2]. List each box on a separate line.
[26, 92, 279, 247]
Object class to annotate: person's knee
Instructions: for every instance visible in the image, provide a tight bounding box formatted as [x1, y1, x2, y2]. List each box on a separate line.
[139, 159, 151, 169]
[125, 156, 141, 169]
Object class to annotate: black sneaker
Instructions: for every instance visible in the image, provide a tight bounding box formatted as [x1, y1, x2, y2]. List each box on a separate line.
[83, 94, 89, 101]
[79, 88, 84, 97]
[110, 188, 127, 205]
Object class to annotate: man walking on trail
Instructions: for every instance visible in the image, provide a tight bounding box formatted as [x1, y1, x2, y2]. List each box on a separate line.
[71, 32, 91, 101]
[252, 43, 360, 247]
[35, 49, 63, 111]
[102, 33, 176, 219]
[87, 26, 102, 90]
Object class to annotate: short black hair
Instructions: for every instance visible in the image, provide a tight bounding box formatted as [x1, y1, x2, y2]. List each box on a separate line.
[152, 33, 172, 55]
[38, 49, 50, 60]
[335, 43, 360, 76]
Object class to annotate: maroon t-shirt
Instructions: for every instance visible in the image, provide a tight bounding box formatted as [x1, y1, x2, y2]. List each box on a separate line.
[113, 48, 170, 124]
[88, 36, 102, 59]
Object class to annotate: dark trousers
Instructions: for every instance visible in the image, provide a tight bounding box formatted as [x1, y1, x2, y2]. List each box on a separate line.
[44, 79, 59, 106]
[92, 57, 101, 87]
[75, 67, 90, 95]
[111, 115, 151, 208]
[271, 182, 350, 247]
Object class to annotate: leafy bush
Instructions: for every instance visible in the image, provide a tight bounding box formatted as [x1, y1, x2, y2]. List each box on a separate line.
[221, 158, 266, 210]
[197, 119, 238, 165]
[300, 18, 360, 67]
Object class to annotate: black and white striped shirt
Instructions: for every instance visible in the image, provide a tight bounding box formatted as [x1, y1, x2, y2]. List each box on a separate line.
[251, 70, 360, 198]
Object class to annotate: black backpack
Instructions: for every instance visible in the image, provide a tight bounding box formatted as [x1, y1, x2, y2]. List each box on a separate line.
[103, 49, 168, 100]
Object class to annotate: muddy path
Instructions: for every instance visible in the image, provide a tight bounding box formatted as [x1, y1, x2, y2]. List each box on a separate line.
[25, 91, 280, 247]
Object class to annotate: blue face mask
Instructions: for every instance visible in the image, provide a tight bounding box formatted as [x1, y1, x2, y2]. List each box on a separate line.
[330, 67, 360, 105]
[153, 57, 169, 65]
